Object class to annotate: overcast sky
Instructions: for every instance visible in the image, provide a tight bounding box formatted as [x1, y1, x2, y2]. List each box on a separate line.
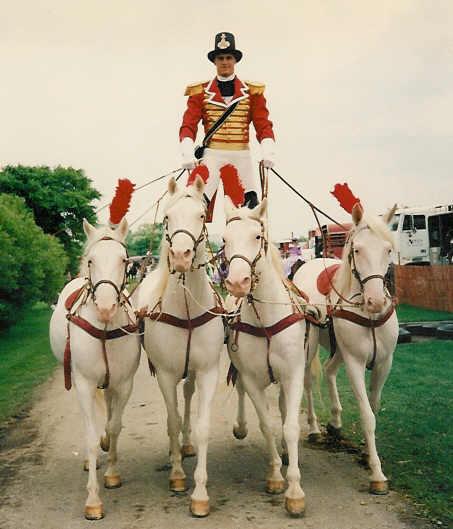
[1, 0, 452, 240]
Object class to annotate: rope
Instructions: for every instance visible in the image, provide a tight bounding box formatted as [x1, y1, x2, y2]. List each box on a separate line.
[95, 168, 184, 214]
[271, 168, 348, 230]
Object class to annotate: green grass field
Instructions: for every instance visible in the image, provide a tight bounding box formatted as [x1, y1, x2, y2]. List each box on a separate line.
[0, 303, 56, 424]
[397, 303, 453, 322]
[316, 340, 453, 524]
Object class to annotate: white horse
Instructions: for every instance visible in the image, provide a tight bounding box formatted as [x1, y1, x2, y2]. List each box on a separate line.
[49, 218, 140, 519]
[138, 176, 224, 517]
[223, 197, 307, 517]
[294, 203, 398, 494]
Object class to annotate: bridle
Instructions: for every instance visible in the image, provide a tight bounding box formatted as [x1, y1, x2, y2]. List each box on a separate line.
[225, 216, 268, 291]
[163, 196, 207, 273]
[86, 237, 129, 303]
[346, 227, 389, 298]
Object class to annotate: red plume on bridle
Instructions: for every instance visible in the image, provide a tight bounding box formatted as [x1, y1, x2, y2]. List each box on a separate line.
[109, 179, 135, 225]
[330, 183, 361, 214]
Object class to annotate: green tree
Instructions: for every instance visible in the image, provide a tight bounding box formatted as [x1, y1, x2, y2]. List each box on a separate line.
[0, 194, 68, 329]
[0, 165, 100, 275]
[126, 223, 163, 257]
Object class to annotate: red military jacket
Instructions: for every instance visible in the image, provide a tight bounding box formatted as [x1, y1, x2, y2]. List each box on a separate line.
[179, 77, 274, 150]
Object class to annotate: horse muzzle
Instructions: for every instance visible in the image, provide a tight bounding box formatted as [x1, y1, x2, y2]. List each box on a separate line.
[169, 248, 193, 273]
[95, 303, 118, 323]
[225, 276, 251, 298]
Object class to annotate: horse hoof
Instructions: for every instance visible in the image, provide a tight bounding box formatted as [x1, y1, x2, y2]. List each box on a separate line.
[182, 444, 196, 458]
[83, 459, 100, 471]
[326, 423, 342, 439]
[281, 452, 289, 466]
[266, 479, 286, 494]
[308, 433, 322, 444]
[369, 480, 389, 495]
[190, 499, 210, 517]
[169, 477, 187, 492]
[233, 426, 248, 440]
[84, 504, 104, 520]
[104, 474, 122, 489]
[285, 497, 305, 517]
[100, 435, 110, 452]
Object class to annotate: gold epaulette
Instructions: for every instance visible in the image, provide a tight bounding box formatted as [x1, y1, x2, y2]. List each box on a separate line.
[184, 81, 208, 97]
[245, 81, 266, 95]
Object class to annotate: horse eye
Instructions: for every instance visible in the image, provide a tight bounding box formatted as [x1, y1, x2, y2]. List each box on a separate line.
[88, 259, 92, 265]
[256, 235, 261, 240]
[200, 214, 205, 219]
[354, 249, 359, 254]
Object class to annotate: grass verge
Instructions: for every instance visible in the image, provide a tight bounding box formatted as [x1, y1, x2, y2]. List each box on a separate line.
[316, 341, 453, 525]
[397, 303, 453, 323]
[0, 304, 56, 424]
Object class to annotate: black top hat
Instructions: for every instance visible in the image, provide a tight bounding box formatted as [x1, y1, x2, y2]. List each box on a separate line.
[207, 32, 243, 63]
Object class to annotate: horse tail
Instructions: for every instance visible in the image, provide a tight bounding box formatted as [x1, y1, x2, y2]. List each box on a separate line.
[94, 388, 107, 438]
[311, 346, 324, 405]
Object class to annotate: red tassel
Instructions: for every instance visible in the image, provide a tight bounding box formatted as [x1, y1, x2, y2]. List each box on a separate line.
[187, 165, 209, 185]
[220, 164, 245, 207]
[109, 179, 135, 225]
[330, 183, 361, 214]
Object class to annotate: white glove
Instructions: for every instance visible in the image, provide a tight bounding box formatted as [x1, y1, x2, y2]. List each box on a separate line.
[260, 137, 276, 169]
[180, 137, 197, 170]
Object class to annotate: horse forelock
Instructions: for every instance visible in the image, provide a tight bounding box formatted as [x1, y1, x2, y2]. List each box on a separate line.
[79, 225, 125, 276]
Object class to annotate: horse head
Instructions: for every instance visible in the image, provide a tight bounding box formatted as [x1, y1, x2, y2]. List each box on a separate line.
[82, 217, 129, 323]
[346, 203, 397, 314]
[164, 175, 207, 273]
[223, 196, 268, 298]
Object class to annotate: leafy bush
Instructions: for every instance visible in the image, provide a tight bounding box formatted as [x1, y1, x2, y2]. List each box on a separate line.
[0, 194, 68, 329]
[0, 165, 100, 275]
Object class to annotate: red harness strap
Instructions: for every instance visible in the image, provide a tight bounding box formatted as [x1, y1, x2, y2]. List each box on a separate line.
[326, 301, 396, 370]
[229, 312, 306, 384]
[145, 306, 224, 379]
[63, 284, 138, 391]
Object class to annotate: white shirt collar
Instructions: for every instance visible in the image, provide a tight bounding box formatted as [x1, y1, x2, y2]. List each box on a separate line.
[216, 74, 236, 82]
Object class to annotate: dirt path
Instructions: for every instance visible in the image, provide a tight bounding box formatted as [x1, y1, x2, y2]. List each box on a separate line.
[0, 350, 428, 529]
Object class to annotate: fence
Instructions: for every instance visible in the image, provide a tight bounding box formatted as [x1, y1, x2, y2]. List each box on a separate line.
[394, 264, 453, 312]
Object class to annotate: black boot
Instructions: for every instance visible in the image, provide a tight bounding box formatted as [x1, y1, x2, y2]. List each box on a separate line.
[243, 191, 258, 209]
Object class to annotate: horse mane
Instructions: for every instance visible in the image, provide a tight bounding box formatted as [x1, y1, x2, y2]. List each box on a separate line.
[78, 225, 124, 277]
[334, 211, 396, 295]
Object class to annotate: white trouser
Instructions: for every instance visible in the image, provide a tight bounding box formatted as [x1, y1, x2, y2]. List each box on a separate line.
[198, 147, 259, 202]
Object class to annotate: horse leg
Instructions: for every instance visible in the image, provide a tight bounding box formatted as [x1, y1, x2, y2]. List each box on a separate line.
[240, 373, 285, 495]
[281, 371, 306, 517]
[325, 351, 344, 435]
[75, 376, 104, 520]
[278, 387, 288, 465]
[359, 355, 393, 471]
[182, 372, 196, 458]
[190, 367, 218, 517]
[103, 379, 134, 489]
[155, 370, 186, 492]
[343, 356, 388, 495]
[233, 373, 248, 440]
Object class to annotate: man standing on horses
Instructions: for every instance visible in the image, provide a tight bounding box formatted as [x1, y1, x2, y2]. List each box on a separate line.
[179, 32, 276, 210]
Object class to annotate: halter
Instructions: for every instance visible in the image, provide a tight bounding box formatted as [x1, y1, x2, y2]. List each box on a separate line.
[225, 215, 268, 291]
[87, 237, 129, 303]
[347, 227, 386, 291]
[163, 196, 207, 273]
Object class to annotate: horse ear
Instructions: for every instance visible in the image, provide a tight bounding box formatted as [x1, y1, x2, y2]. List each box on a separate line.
[116, 217, 129, 242]
[253, 197, 268, 219]
[224, 194, 237, 218]
[193, 175, 205, 195]
[352, 202, 364, 225]
[83, 218, 96, 239]
[383, 204, 397, 225]
[168, 177, 178, 196]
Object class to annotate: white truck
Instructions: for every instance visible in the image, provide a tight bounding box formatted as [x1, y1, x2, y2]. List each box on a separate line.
[390, 204, 453, 265]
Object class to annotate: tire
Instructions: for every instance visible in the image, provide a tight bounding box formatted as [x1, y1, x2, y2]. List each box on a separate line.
[436, 324, 453, 340]
[398, 327, 412, 344]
